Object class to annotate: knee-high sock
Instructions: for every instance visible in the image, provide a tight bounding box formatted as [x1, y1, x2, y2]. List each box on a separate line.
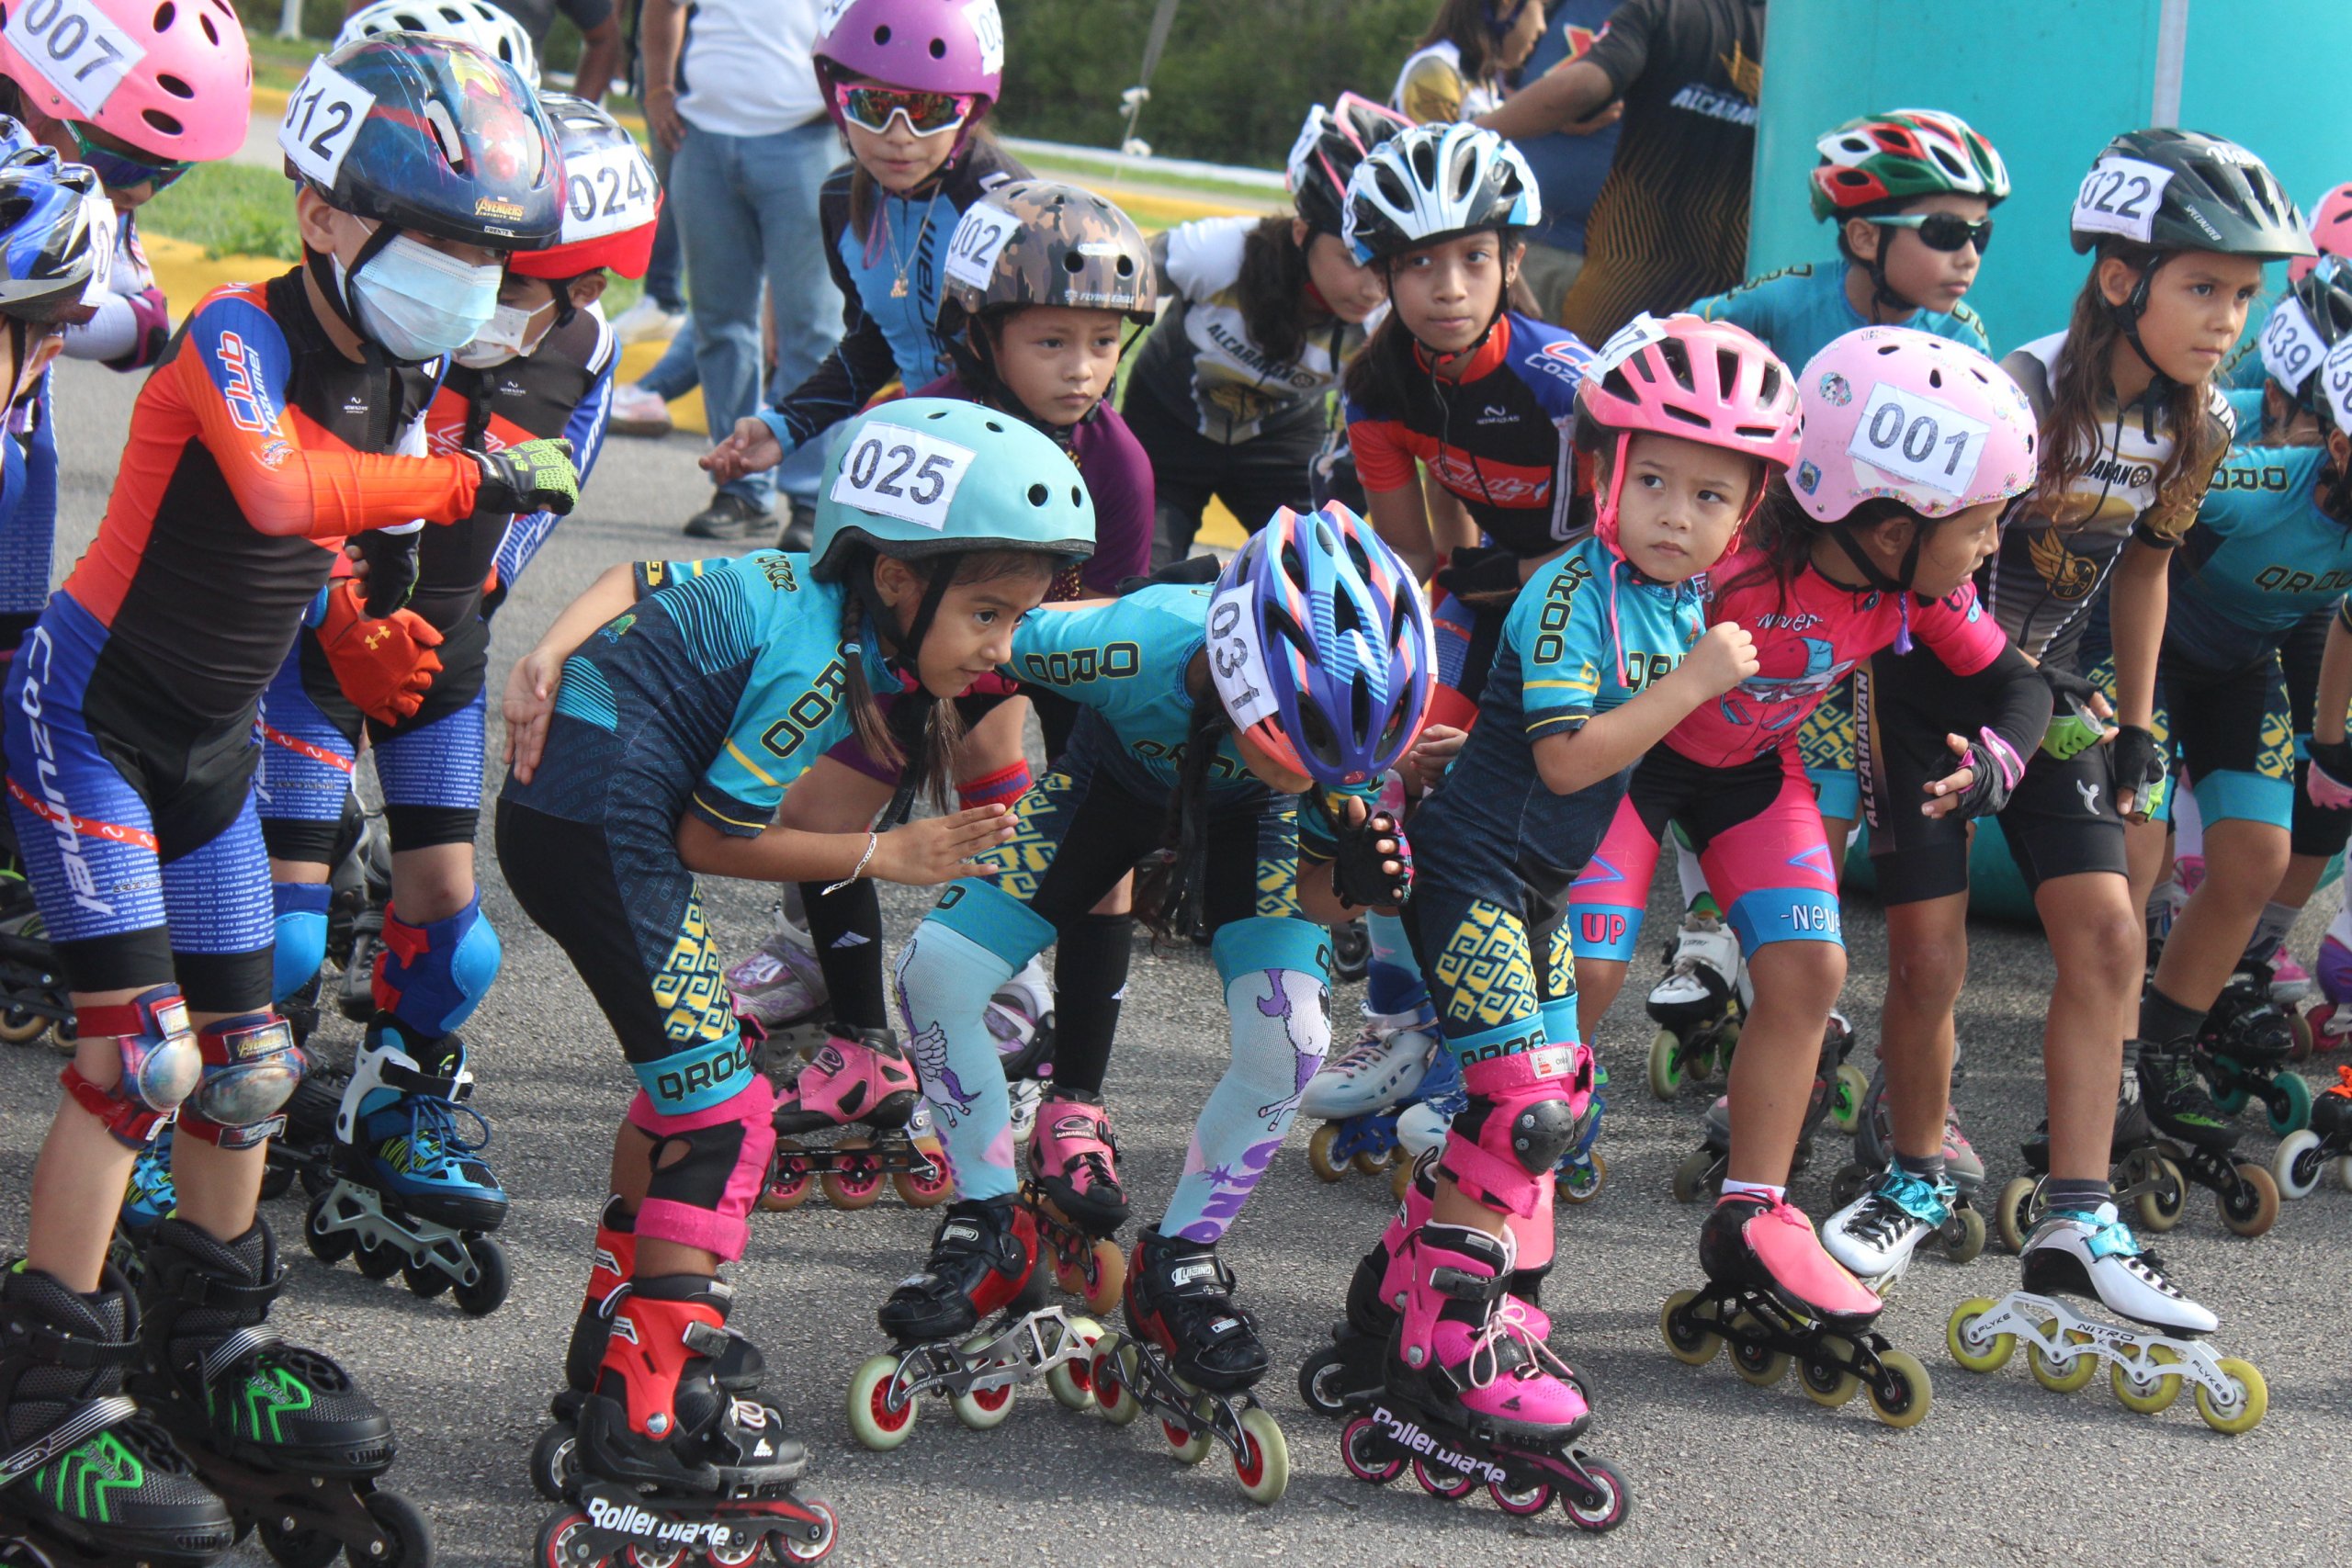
[1363, 909, 1430, 1020]
[892, 917, 1025, 1201]
[799, 878, 886, 1032]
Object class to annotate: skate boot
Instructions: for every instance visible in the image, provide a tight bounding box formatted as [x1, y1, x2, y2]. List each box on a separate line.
[1819, 1166, 1959, 1291]
[551, 1275, 835, 1564]
[114, 1125, 177, 1266]
[1645, 912, 1747, 1099]
[1949, 1201, 2266, 1433]
[2194, 969, 2313, 1134]
[849, 1196, 1102, 1451]
[1302, 1012, 1438, 1182]
[0, 889, 70, 1052]
[725, 904, 828, 1031]
[308, 1019, 510, 1313]
[1391, 1047, 1463, 1192]
[1660, 1193, 1932, 1427]
[763, 1027, 951, 1211]
[1023, 1092, 1128, 1314]
[989, 957, 1056, 1148]
[1826, 1063, 1988, 1267]
[131, 1218, 429, 1560]
[1121, 1230, 1266, 1394]
[2137, 1038, 2280, 1236]
[0, 1263, 232, 1566]
[2263, 942, 2313, 1006]
[2271, 1063, 2352, 1198]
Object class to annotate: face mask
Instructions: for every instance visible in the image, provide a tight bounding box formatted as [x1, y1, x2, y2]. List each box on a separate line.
[342, 232, 503, 363]
[452, 302, 546, 369]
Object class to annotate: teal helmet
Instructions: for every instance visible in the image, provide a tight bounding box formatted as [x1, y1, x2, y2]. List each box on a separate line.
[810, 398, 1096, 581]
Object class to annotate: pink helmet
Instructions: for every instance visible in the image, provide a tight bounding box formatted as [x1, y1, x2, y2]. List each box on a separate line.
[1575, 311, 1802, 550]
[0, 0, 251, 164]
[1789, 326, 2037, 524]
[812, 0, 1004, 130]
[2294, 183, 2352, 284]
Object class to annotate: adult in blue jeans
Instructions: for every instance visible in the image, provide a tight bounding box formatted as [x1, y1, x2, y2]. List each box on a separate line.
[641, 0, 838, 540]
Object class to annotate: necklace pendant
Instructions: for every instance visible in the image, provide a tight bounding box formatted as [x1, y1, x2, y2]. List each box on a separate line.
[891, 276, 909, 299]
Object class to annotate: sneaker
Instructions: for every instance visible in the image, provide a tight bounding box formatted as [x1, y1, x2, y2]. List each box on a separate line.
[607, 381, 673, 437]
[2265, 942, 2314, 1006]
[775, 501, 815, 553]
[610, 295, 686, 345]
[684, 491, 774, 540]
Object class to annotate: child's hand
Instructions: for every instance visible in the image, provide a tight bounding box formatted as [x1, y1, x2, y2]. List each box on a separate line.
[1402, 723, 1467, 794]
[700, 418, 784, 485]
[872, 805, 1018, 885]
[1680, 622, 1758, 698]
[502, 646, 567, 782]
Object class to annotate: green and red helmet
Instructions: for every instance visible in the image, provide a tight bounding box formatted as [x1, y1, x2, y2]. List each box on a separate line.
[1809, 108, 2009, 222]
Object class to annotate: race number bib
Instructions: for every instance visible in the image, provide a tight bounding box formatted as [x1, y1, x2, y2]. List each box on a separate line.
[2072, 156, 2175, 245]
[4, 0, 143, 120]
[75, 188, 113, 305]
[1205, 586, 1278, 729]
[1847, 381, 1989, 499]
[816, 0, 854, 37]
[1590, 311, 1668, 377]
[965, 0, 1005, 77]
[2321, 337, 2352, 438]
[942, 202, 1020, 291]
[828, 424, 975, 531]
[279, 61, 376, 188]
[561, 146, 657, 243]
[2259, 296, 2327, 392]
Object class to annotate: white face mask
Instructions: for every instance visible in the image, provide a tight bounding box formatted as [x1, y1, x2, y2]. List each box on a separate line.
[453, 302, 548, 368]
[342, 231, 504, 363]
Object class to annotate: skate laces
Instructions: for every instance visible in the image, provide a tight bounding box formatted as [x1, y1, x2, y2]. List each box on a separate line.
[2062, 1204, 2187, 1298]
[393, 1092, 492, 1173]
[1852, 1168, 1951, 1240]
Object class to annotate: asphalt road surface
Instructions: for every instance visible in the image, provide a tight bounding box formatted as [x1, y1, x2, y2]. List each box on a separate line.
[5, 354, 2349, 1567]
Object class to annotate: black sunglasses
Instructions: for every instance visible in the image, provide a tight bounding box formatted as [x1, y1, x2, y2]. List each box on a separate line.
[1867, 211, 1995, 254]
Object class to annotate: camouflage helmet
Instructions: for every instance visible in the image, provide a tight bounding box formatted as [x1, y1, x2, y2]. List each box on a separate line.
[935, 180, 1158, 341]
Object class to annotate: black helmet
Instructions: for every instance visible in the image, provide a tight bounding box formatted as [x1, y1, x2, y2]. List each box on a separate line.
[2070, 129, 2312, 262]
[1286, 93, 1412, 237]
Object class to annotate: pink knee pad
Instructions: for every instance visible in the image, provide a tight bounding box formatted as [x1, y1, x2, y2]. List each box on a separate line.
[625, 1076, 777, 1261]
[1437, 1043, 1593, 1218]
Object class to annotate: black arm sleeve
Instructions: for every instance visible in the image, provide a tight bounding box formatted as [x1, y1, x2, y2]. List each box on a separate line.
[1951, 642, 2055, 763]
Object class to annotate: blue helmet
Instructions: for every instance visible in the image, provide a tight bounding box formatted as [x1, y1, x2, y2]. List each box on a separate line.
[1209, 502, 1434, 788]
[279, 35, 560, 249]
[0, 144, 107, 324]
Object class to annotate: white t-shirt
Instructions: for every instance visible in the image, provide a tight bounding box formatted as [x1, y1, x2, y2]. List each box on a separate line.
[678, 0, 827, 138]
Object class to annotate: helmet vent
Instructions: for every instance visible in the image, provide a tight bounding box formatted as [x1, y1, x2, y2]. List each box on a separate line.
[925, 409, 947, 418]
[873, 25, 891, 43]
[143, 108, 183, 137]
[1026, 483, 1049, 506]
[199, 11, 217, 42]
[1756, 360, 1783, 405]
[984, 419, 1004, 431]
[1070, 485, 1082, 506]
[157, 72, 194, 100]
[1927, 367, 1944, 389]
[1062, 252, 1084, 273]
[424, 99, 465, 171]
[929, 36, 946, 58]
[154, 2, 175, 29]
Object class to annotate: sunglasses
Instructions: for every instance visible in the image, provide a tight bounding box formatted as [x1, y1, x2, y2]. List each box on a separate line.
[64, 123, 191, 193]
[1867, 211, 1995, 254]
[833, 82, 977, 139]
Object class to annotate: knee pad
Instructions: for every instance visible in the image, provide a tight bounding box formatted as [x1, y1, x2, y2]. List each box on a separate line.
[271, 881, 332, 1006]
[59, 987, 199, 1148]
[372, 890, 502, 1036]
[1438, 1043, 1593, 1218]
[175, 1011, 305, 1151]
[627, 1076, 777, 1261]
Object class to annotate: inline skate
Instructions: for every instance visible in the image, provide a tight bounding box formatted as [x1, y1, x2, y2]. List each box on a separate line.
[1661, 1192, 1931, 1426]
[2134, 1037, 2281, 1237]
[2271, 1063, 2352, 1197]
[1993, 1064, 2190, 1251]
[1086, 1229, 1289, 1504]
[539, 1274, 836, 1566]
[1670, 1014, 1864, 1203]
[1300, 1010, 1439, 1184]
[0, 890, 70, 1052]
[846, 1197, 1102, 1450]
[2194, 964, 2312, 1134]
[130, 1217, 433, 1563]
[1022, 1090, 1127, 1314]
[1645, 911, 1747, 1100]
[1821, 1062, 1988, 1282]
[760, 1028, 953, 1212]
[1948, 1201, 2266, 1433]
[725, 892, 829, 1032]
[985, 956, 1056, 1146]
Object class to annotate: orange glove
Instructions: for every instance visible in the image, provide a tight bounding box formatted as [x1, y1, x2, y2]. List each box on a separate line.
[316, 580, 444, 726]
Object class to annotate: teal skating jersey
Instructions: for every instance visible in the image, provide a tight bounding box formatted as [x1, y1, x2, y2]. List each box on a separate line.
[2222, 384, 2267, 434]
[2167, 444, 2352, 669]
[1498, 533, 1708, 740]
[1689, 264, 1989, 373]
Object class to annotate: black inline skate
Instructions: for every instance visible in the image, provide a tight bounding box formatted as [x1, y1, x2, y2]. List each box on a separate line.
[1994, 1063, 2190, 1252]
[2271, 1063, 2352, 1198]
[130, 1217, 431, 1563]
[1670, 1013, 1864, 1202]
[1086, 1229, 1289, 1504]
[541, 1275, 835, 1566]
[2195, 964, 2313, 1134]
[1644, 911, 1747, 1100]
[2134, 1037, 2280, 1237]
[758, 1029, 953, 1212]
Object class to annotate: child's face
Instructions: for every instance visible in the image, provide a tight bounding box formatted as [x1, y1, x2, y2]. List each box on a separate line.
[1498, 0, 1548, 71]
[1234, 725, 1312, 794]
[1609, 432, 1757, 582]
[842, 82, 960, 195]
[1866, 193, 1990, 314]
[1298, 225, 1388, 323]
[1387, 232, 1516, 355]
[895, 563, 1054, 696]
[989, 306, 1125, 425]
[1892, 498, 2004, 600]
[2102, 250, 2265, 386]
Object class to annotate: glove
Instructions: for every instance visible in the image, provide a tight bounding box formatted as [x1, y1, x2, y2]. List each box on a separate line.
[2310, 738, 2352, 811]
[1434, 546, 1521, 607]
[354, 527, 422, 615]
[2109, 723, 2167, 820]
[315, 579, 443, 725]
[2037, 666, 2110, 761]
[1940, 728, 2027, 820]
[1322, 795, 1413, 908]
[471, 437, 579, 517]
[100, 285, 171, 373]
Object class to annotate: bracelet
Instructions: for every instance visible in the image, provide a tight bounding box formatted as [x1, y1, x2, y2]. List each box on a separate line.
[824, 830, 878, 895]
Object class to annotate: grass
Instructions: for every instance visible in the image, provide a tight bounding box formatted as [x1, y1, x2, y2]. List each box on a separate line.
[1015, 146, 1283, 210]
[141, 162, 301, 261]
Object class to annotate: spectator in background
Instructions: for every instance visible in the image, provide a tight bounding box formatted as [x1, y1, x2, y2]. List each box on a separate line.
[340, 0, 620, 103]
[1390, 0, 1547, 125]
[609, 0, 691, 354]
[1509, 0, 1622, 322]
[640, 0, 841, 540]
[1480, 0, 1764, 343]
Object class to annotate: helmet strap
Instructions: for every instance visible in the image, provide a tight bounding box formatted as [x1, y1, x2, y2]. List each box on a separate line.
[305, 219, 403, 344]
[1825, 519, 1928, 651]
[2107, 251, 2182, 437]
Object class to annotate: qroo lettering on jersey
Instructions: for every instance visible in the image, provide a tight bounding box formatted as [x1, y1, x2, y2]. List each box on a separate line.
[757, 659, 849, 760]
[4, 0, 142, 120]
[2254, 565, 2352, 596]
[14, 627, 113, 917]
[829, 425, 974, 531]
[1846, 381, 1988, 498]
[279, 59, 377, 187]
[2071, 156, 2176, 246]
[2259, 297, 2327, 393]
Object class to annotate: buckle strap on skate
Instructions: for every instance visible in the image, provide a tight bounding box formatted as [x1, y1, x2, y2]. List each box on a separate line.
[198, 1325, 284, 1384]
[159, 1258, 283, 1314]
[0, 1394, 139, 1487]
[1426, 1261, 1510, 1306]
[0, 1312, 139, 1370]
[682, 1318, 731, 1359]
[1151, 1247, 1238, 1302]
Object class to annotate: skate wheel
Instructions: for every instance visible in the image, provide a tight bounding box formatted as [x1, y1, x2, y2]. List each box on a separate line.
[1943, 1204, 1987, 1265]
[1827, 1161, 1869, 1213]
[1412, 1454, 1476, 1499]
[771, 1496, 839, 1563]
[1866, 1348, 1932, 1429]
[2109, 1345, 2183, 1415]
[2334, 1154, 2352, 1192]
[259, 1161, 297, 1202]
[1994, 1178, 2036, 1255]
[1646, 1028, 1683, 1100]
[2028, 1331, 2099, 1393]
[1340, 1414, 1402, 1484]
[2195, 1357, 2267, 1434]
[1945, 1298, 2015, 1373]
[1080, 1236, 1126, 1317]
[1658, 1290, 1720, 1366]
[401, 1260, 451, 1300]
[1091, 1336, 1142, 1427]
[845, 1353, 920, 1451]
[1296, 1346, 1351, 1416]
[2289, 1009, 2316, 1062]
[761, 1144, 814, 1213]
[1233, 1406, 1288, 1505]
[2210, 1060, 2251, 1118]
[1049, 1248, 1082, 1298]
[536, 1509, 604, 1568]
[2272, 1130, 2325, 1200]
[1830, 1063, 1870, 1134]
[2267, 1071, 2313, 1137]
[1046, 1317, 1102, 1411]
[1798, 1337, 1860, 1407]
[1351, 1148, 1392, 1179]
[1560, 1150, 1606, 1204]
[527, 1420, 577, 1503]
[257, 1517, 342, 1568]
[352, 1233, 403, 1280]
[2220, 1162, 2281, 1238]
[1670, 1146, 1717, 1205]
[951, 1375, 1016, 1431]
[1490, 1474, 1552, 1516]
[1560, 1457, 1632, 1533]
[1165, 1393, 1214, 1465]
[2133, 1156, 2187, 1234]
[0, 1005, 48, 1044]
[348, 1489, 431, 1566]
[304, 1193, 353, 1264]
[892, 1140, 955, 1207]
[1726, 1316, 1788, 1388]
[454, 1235, 510, 1316]
[624, 1544, 684, 1568]
[820, 1140, 885, 1210]
[705, 1535, 760, 1568]
[1306, 1123, 1348, 1183]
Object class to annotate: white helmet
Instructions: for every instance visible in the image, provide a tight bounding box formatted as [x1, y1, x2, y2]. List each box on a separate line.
[1342, 121, 1540, 265]
[336, 0, 540, 87]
